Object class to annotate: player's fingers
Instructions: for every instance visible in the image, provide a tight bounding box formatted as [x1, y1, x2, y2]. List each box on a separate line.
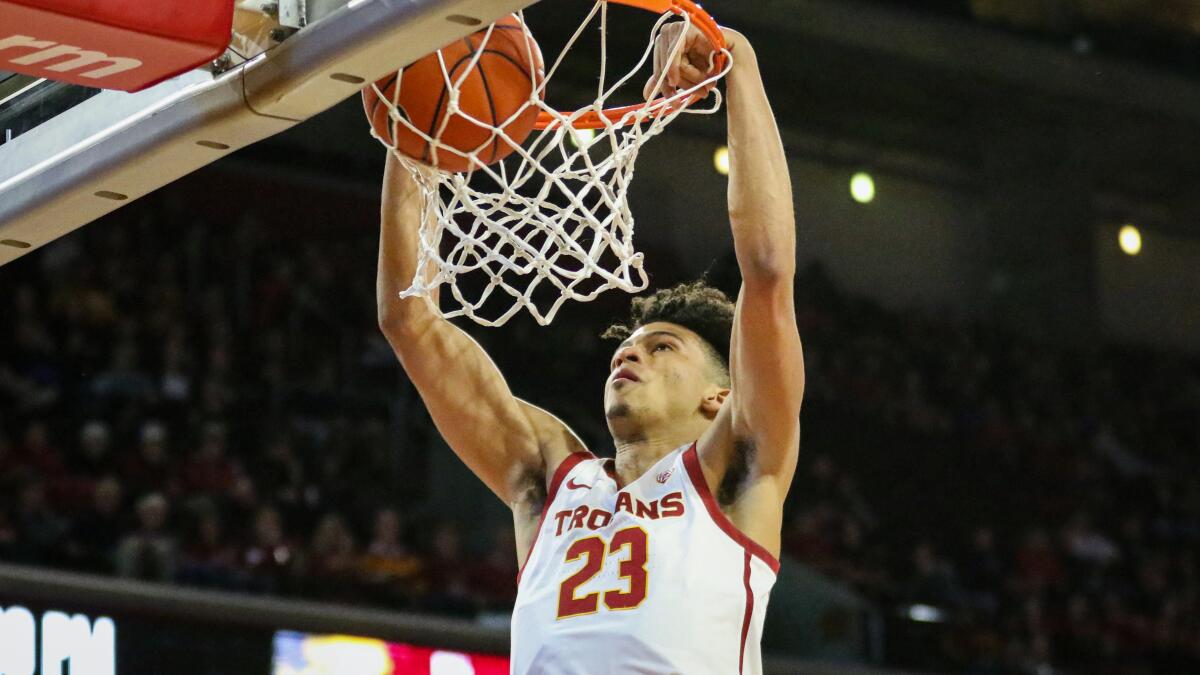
[683, 29, 709, 65]
[652, 34, 666, 86]
[666, 22, 686, 50]
[686, 48, 712, 76]
[678, 62, 707, 89]
[644, 73, 675, 100]
[690, 26, 714, 54]
[645, 76, 671, 101]
[666, 59, 683, 90]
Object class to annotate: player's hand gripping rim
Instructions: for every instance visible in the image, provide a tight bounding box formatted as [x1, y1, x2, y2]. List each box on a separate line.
[643, 21, 738, 102]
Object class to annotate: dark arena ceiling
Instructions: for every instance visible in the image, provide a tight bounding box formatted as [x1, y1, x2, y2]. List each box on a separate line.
[881, 0, 1200, 75]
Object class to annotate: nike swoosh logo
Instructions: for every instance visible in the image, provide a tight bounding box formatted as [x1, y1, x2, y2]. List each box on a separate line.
[566, 478, 592, 490]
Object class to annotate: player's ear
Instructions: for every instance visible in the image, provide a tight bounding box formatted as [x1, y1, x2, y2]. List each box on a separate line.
[699, 386, 730, 418]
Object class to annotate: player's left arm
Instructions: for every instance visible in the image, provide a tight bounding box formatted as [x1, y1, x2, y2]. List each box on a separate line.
[664, 29, 804, 523]
[720, 31, 804, 483]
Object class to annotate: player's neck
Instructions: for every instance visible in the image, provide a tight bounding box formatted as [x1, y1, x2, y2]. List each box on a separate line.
[611, 422, 703, 486]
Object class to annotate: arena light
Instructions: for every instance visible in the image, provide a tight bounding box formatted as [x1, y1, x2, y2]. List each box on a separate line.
[713, 146, 730, 175]
[569, 127, 596, 149]
[1119, 224, 1142, 256]
[906, 604, 946, 623]
[850, 172, 875, 204]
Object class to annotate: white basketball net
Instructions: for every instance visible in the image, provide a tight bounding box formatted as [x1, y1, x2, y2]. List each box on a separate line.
[370, 2, 732, 325]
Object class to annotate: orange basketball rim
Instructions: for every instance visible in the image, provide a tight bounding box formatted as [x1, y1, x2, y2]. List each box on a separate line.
[533, 0, 729, 130]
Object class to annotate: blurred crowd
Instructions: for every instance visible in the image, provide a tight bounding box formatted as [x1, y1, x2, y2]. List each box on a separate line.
[775, 261, 1200, 674]
[0, 192, 518, 616]
[1, 188, 1197, 674]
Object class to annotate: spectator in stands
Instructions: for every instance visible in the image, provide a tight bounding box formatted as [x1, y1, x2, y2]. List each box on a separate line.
[358, 507, 422, 606]
[18, 421, 64, 478]
[122, 421, 179, 499]
[1014, 527, 1064, 594]
[783, 507, 836, 570]
[63, 476, 126, 573]
[250, 436, 305, 516]
[158, 330, 194, 414]
[76, 420, 117, 476]
[243, 506, 298, 593]
[958, 527, 1004, 615]
[469, 525, 519, 612]
[420, 521, 474, 616]
[91, 339, 156, 405]
[306, 513, 358, 599]
[181, 421, 239, 497]
[115, 492, 176, 581]
[902, 541, 965, 610]
[11, 479, 66, 565]
[178, 506, 243, 589]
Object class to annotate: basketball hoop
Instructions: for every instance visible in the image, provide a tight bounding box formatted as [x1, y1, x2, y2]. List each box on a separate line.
[370, 0, 732, 326]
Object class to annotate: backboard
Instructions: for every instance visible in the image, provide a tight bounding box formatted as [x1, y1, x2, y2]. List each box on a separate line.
[0, 0, 539, 267]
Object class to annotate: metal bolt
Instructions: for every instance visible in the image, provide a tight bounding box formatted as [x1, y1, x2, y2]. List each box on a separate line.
[211, 52, 233, 73]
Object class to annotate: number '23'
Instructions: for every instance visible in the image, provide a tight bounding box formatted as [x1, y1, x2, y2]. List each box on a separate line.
[557, 526, 649, 619]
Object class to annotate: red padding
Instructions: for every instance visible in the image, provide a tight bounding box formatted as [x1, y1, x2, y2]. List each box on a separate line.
[0, 0, 233, 92]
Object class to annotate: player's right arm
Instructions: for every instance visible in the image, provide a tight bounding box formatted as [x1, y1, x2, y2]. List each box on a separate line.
[376, 154, 582, 506]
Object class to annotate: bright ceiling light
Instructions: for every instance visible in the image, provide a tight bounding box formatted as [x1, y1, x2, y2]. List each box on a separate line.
[713, 146, 730, 175]
[850, 172, 875, 204]
[1119, 224, 1142, 256]
[569, 127, 596, 149]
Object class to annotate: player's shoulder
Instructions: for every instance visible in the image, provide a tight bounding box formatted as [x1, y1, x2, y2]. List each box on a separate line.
[544, 449, 599, 494]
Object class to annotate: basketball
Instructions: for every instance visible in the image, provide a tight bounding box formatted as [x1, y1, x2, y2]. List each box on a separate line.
[363, 14, 544, 173]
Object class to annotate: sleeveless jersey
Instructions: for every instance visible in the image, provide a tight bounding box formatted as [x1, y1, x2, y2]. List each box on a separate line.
[511, 442, 779, 675]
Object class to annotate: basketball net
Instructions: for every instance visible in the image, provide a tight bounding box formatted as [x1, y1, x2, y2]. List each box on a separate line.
[370, 1, 732, 326]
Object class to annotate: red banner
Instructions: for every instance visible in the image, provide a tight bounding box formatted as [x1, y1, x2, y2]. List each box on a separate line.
[0, 0, 232, 91]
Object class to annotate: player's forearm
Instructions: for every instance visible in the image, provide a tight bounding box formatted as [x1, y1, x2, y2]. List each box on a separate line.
[377, 154, 437, 334]
[724, 38, 796, 282]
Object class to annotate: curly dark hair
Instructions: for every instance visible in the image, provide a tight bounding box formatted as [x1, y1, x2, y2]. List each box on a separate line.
[601, 280, 734, 386]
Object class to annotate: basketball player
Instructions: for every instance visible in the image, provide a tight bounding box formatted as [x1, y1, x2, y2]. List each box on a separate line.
[377, 23, 803, 675]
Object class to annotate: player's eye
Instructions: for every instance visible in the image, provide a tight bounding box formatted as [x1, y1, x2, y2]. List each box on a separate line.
[654, 343, 672, 352]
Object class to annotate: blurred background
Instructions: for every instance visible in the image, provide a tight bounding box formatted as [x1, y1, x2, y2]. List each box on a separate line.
[1, 0, 1199, 673]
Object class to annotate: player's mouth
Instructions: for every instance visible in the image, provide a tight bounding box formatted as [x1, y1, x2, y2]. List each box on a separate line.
[613, 367, 640, 384]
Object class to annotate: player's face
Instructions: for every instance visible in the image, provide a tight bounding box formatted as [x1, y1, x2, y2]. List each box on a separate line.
[604, 321, 720, 425]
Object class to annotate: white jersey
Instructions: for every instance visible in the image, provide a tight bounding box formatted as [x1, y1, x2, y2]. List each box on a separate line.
[511, 442, 779, 675]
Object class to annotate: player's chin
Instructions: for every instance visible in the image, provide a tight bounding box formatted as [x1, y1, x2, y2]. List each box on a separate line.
[604, 380, 635, 405]
[605, 402, 631, 420]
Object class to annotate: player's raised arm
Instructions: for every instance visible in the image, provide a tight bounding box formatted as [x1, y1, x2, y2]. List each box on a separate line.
[376, 154, 582, 506]
[720, 32, 805, 477]
[658, 27, 804, 488]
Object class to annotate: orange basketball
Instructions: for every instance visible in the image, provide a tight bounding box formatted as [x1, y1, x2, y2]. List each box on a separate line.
[363, 14, 544, 173]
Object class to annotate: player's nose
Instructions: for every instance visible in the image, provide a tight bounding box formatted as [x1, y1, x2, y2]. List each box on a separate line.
[612, 345, 641, 370]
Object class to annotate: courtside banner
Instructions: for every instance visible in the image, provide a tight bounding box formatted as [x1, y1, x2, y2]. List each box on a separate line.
[0, 0, 233, 91]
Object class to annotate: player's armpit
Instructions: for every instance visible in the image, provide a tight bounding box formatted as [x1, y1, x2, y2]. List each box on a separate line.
[694, 392, 794, 558]
[726, 278, 804, 483]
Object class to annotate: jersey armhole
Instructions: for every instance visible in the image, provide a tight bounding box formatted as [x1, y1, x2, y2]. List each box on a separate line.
[682, 443, 781, 574]
[517, 451, 593, 584]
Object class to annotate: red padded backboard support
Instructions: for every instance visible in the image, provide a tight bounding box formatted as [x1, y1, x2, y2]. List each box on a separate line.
[0, 0, 233, 92]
